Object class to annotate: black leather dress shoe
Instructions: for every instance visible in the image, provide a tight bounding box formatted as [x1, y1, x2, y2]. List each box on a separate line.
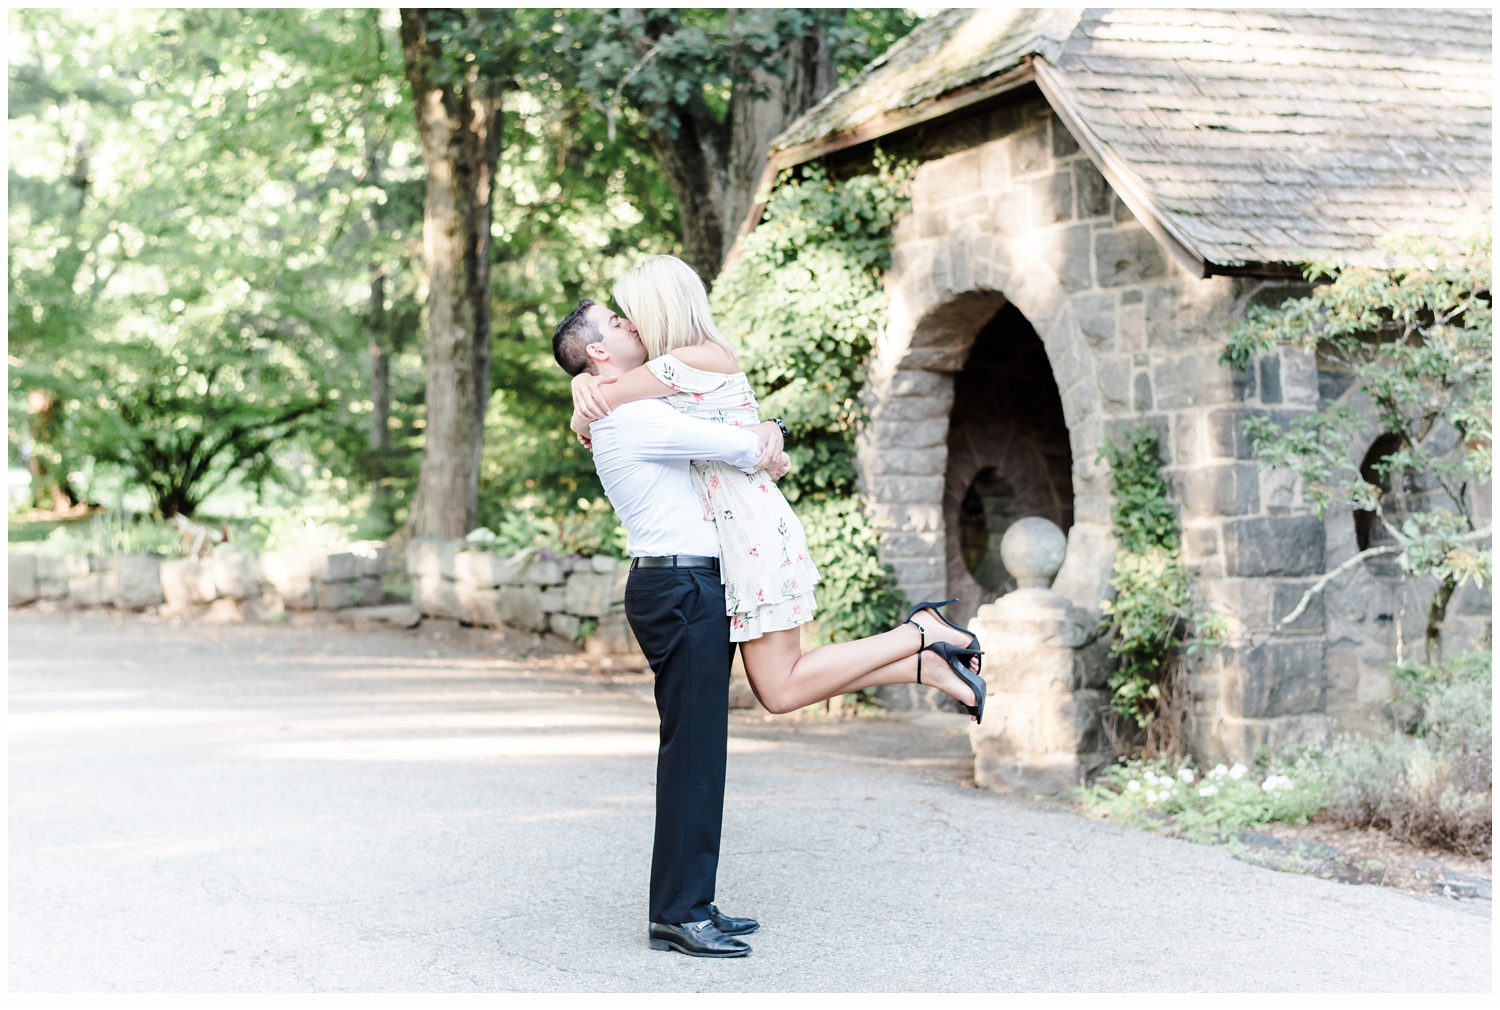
[707, 904, 759, 936]
[648, 920, 751, 958]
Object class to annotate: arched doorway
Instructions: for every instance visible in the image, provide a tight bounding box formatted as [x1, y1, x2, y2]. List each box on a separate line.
[1353, 432, 1405, 579]
[944, 302, 1074, 625]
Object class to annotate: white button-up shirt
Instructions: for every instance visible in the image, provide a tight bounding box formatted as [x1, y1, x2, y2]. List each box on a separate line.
[589, 399, 762, 558]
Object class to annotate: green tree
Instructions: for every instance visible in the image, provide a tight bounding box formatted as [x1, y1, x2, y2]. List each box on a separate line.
[8, 8, 425, 519]
[1223, 231, 1492, 661]
[570, 8, 922, 281]
[480, 21, 683, 519]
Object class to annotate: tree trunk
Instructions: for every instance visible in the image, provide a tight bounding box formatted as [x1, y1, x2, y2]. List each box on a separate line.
[398, 8, 501, 539]
[1425, 575, 1458, 663]
[364, 135, 391, 456]
[647, 105, 729, 285]
[369, 266, 390, 453]
[645, 12, 837, 283]
[720, 16, 838, 263]
[28, 134, 94, 514]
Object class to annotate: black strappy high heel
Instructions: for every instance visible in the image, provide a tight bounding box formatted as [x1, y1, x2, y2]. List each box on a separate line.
[922, 641, 987, 723]
[903, 598, 980, 655]
[903, 599, 986, 722]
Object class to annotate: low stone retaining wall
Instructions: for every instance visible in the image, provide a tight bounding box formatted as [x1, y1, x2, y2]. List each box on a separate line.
[407, 538, 637, 654]
[7, 543, 387, 615]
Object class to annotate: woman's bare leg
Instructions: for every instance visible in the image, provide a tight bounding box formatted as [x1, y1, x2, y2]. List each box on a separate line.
[739, 610, 976, 714]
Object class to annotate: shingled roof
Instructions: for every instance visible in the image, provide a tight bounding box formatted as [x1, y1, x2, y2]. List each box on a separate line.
[767, 7, 1492, 272]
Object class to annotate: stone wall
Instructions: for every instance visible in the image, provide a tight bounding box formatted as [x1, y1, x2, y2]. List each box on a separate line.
[856, 95, 1341, 755]
[9, 539, 643, 655]
[8, 543, 388, 615]
[406, 538, 638, 655]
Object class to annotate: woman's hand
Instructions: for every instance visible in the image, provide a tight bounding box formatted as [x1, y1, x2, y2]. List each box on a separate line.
[569, 409, 594, 447]
[571, 372, 616, 421]
[764, 452, 792, 482]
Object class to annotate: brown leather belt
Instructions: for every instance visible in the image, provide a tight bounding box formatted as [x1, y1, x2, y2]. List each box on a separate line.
[630, 555, 720, 571]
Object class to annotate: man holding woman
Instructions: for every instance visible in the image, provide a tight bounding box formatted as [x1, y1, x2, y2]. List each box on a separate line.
[551, 255, 984, 959]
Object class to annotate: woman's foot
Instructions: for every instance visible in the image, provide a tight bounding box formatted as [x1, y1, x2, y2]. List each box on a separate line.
[900, 603, 984, 717]
[917, 649, 981, 714]
[905, 606, 975, 652]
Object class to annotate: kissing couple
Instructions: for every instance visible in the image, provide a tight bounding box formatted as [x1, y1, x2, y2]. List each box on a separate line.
[550, 254, 985, 958]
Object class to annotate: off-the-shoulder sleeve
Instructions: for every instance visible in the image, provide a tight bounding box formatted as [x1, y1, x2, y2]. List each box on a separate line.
[645, 353, 731, 394]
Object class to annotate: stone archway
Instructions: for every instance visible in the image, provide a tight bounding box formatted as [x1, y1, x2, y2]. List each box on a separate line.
[860, 217, 1117, 633]
[944, 302, 1075, 627]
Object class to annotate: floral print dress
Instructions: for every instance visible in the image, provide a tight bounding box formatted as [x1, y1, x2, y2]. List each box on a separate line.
[645, 353, 820, 642]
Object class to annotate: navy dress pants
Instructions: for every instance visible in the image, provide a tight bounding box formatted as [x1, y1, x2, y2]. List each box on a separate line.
[623, 565, 733, 926]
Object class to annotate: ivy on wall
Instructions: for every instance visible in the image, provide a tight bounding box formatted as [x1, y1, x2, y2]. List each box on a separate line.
[1098, 425, 1224, 756]
[713, 156, 912, 644]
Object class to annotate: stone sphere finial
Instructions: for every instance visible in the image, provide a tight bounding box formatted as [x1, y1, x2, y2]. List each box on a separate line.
[1000, 517, 1068, 589]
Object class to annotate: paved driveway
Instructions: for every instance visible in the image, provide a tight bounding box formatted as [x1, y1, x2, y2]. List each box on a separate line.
[8, 612, 1490, 992]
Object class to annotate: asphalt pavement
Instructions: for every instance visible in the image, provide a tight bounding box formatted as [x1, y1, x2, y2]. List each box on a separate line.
[7, 611, 1491, 992]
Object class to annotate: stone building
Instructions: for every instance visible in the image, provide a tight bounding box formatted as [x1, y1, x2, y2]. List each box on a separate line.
[737, 8, 1492, 771]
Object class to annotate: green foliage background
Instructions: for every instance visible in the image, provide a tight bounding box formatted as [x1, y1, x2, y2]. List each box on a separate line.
[9, 8, 426, 522]
[8, 7, 924, 595]
[713, 159, 913, 643]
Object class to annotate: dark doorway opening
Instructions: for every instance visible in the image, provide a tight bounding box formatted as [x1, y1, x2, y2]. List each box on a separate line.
[944, 301, 1074, 624]
[1354, 432, 1408, 578]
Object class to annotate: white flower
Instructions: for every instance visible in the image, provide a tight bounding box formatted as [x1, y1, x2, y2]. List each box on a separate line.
[1229, 763, 1248, 780]
[1145, 790, 1158, 803]
[1127, 780, 1141, 793]
[1261, 774, 1293, 793]
[1198, 784, 1219, 797]
[1209, 764, 1228, 780]
[1178, 768, 1195, 784]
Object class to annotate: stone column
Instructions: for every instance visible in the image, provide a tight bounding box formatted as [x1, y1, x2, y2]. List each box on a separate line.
[969, 517, 1111, 793]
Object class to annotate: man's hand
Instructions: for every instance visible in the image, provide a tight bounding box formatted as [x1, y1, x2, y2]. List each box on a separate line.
[749, 420, 784, 470]
[572, 372, 615, 421]
[764, 452, 792, 482]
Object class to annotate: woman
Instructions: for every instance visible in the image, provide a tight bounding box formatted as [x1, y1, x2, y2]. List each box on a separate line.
[571, 255, 986, 721]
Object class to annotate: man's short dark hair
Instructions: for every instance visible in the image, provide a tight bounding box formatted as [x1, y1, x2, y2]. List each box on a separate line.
[552, 299, 600, 376]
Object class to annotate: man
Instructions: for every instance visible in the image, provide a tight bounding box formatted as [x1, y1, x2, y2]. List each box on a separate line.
[552, 299, 788, 959]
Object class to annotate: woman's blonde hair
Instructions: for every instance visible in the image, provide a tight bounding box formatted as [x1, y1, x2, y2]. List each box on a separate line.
[613, 254, 737, 364]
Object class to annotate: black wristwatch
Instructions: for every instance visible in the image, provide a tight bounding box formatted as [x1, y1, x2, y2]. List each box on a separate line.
[772, 417, 789, 439]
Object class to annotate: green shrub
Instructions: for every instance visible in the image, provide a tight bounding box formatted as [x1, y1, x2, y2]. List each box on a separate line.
[466, 497, 627, 561]
[1321, 731, 1491, 856]
[712, 155, 913, 643]
[225, 505, 359, 553]
[796, 496, 907, 645]
[1322, 648, 1491, 855]
[1096, 425, 1224, 751]
[1082, 756, 1323, 841]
